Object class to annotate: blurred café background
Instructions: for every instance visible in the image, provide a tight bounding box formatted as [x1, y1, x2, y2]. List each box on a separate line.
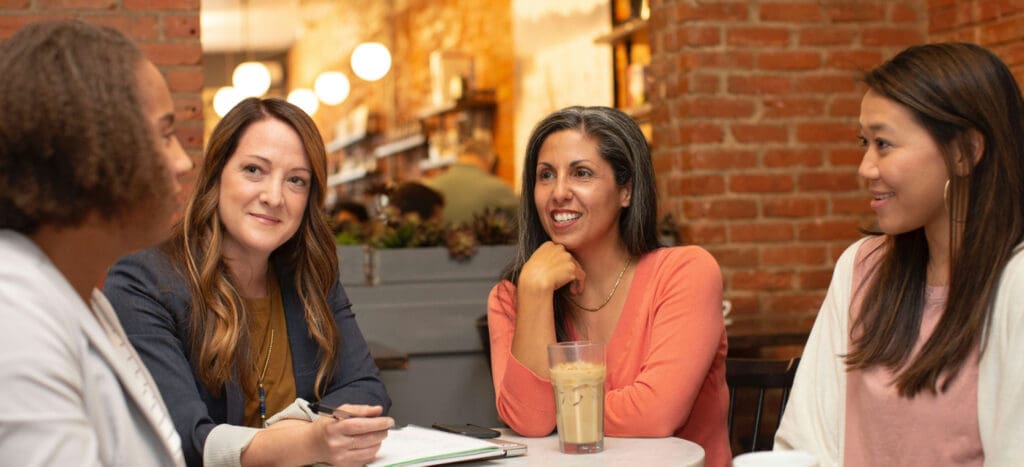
[4, 0, 1022, 444]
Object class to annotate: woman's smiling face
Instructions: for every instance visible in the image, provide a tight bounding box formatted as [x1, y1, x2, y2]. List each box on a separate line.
[533, 129, 630, 253]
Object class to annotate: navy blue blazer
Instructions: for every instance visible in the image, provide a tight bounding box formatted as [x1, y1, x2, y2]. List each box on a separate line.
[104, 247, 390, 466]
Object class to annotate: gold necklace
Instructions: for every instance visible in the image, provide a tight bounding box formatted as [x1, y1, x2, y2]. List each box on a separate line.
[256, 327, 274, 427]
[567, 257, 632, 312]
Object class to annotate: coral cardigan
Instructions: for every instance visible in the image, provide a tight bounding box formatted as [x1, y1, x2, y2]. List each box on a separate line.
[488, 246, 731, 467]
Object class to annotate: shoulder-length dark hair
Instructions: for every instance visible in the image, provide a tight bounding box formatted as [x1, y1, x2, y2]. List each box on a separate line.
[502, 106, 662, 341]
[0, 21, 171, 234]
[847, 43, 1024, 396]
[170, 97, 339, 398]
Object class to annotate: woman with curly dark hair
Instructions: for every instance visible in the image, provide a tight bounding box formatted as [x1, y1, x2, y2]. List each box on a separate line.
[0, 20, 193, 465]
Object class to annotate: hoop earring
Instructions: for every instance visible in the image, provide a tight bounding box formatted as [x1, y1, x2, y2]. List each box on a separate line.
[943, 179, 950, 205]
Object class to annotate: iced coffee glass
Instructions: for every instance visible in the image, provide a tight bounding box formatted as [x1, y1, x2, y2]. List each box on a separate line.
[547, 341, 606, 454]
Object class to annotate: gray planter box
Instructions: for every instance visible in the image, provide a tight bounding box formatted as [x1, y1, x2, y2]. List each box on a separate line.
[368, 244, 515, 285]
[336, 244, 369, 286]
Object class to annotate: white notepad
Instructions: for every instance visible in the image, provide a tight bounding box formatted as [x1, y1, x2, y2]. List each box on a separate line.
[368, 424, 506, 467]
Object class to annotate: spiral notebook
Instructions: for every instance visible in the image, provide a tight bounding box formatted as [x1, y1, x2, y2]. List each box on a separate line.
[368, 424, 513, 467]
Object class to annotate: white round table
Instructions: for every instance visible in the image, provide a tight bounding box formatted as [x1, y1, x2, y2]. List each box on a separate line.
[468, 429, 705, 466]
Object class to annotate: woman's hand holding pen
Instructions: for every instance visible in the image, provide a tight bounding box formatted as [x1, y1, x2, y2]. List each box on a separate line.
[312, 404, 394, 467]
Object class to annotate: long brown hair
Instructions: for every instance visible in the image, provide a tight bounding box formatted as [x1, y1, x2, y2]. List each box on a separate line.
[503, 106, 662, 341]
[846, 43, 1024, 396]
[170, 97, 339, 398]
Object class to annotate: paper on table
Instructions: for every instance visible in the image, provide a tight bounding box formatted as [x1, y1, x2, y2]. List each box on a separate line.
[368, 424, 505, 467]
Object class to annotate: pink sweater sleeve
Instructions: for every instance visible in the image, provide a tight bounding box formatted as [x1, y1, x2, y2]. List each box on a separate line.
[603, 246, 725, 437]
[487, 281, 557, 437]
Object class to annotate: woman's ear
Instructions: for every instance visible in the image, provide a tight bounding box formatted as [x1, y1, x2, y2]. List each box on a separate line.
[619, 182, 632, 207]
[955, 129, 984, 176]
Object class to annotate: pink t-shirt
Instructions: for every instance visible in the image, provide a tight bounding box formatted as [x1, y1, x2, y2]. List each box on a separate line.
[844, 237, 983, 466]
[487, 246, 731, 467]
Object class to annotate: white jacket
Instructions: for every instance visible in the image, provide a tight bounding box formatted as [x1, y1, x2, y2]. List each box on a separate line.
[775, 237, 1024, 466]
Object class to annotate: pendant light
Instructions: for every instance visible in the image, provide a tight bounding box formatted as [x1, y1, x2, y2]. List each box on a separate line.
[350, 42, 392, 82]
[314, 71, 351, 105]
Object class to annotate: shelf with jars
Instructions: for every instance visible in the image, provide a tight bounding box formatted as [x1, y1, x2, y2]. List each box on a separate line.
[327, 108, 383, 199]
[417, 88, 496, 175]
[596, 0, 651, 142]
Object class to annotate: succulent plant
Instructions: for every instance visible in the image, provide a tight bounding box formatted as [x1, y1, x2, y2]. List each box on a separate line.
[468, 207, 517, 246]
[446, 225, 479, 262]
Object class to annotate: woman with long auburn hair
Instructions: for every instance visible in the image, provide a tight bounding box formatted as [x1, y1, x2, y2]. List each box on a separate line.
[776, 42, 1024, 465]
[105, 97, 392, 467]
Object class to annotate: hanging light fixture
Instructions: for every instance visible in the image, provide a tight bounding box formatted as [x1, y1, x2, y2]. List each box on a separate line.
[314, 71, 351, 105]
[350, 42, 392, 81]
[213, 86, 244, 117]
[232, 61, 271, 97]
[287, 88, 319, 116]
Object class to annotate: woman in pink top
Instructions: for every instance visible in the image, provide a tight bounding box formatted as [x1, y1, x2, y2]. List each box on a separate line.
[776, 43, 1024, 466]
[488, 106, 731, 466]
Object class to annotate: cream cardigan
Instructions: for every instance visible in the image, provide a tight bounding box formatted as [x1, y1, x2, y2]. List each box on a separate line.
[775, 237, 1024, 466]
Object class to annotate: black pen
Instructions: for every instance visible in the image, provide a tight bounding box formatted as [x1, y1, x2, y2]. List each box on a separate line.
[310, 401, 360, 420]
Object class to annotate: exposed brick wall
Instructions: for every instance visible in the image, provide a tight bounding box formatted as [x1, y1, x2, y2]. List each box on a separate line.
[928, 0, 1024, 79]
[0, 0, 204, 158]
[648, 0, 927, 314]
[289, 0, 516, 183]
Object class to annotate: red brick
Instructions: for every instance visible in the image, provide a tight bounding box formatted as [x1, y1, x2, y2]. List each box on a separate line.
[729, 174, 795, 193]
[85, 15, 159, 40]
[682, 97, 755, 118]
[832, 194, 874, 215]
[728, 75, 791, 94]
[764, 149, 823, 168]
[675, 26, 721, 47]
[679, 149, 759, 171]
[669, 174, 726, 195]
[928, 5, 957, 33]
[139, 42, 201, 65]
[39, 0, 115, 8]
[164, 68, 204, 92]
[730, 222, 794, 242]
[688, 51, 756, 69]
[763, 293, 826, 313]
[0, 15, 61, 38]
[758, 51, 821, 70]
[0, 0, 29, 8]
[727, 296, 760, 314]
[829, 148, 865, 166]
[763, 246, 828, 266]
[676, 2, 750, 22]
[981, 16, 1024, 46]
[690, 73, 721, 93]
[797, 220, 862, 241]
[759, 2, 823, 22]
[891, 3, 920, 23]
[683, 199, 758, 219]
[764, 97, 825, 118]
[994, 42, 1024, 67]
[928, 0, 957, 8]
[798, 171, 860, 191]
[861, 27, 925, 46]
[799, 269, 834, 289]
[175, 120, 204, 152]
[732, 270, 793, 291]
[173, 96, 202, 122]
[727, 27, 790, 47]
[164, 14, 199, 39]
[682, 223, 727, 244]
[828, 97, 861, 117]
[125, 0, 200, 9]
[732, 124, 788, 143]
[826, 50, 885, 70]
[678, 123, 725, 144]
[793, 74, 861, 93]
[796, 122, 858, 143]
[799, 27, 858, 46]
[827, 3, 886, 22]
[706, 246, 760, 267]
[763, 196, 828, 217]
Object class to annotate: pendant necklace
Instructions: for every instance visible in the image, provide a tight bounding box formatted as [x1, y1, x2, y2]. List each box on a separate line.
[568, 256, 632, 312]
[256, 327, 274, 427]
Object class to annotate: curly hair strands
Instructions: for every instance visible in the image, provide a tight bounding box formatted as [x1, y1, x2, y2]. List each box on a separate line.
[0, 21, 171, 234]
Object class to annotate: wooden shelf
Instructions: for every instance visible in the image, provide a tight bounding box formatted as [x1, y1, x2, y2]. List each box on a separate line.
[326, 129, 370, 153]
[327, 167, 369, 187]
[624, 102, 652, 121]
[594, 17, 649, 44]
[373, 134, 426, 159]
